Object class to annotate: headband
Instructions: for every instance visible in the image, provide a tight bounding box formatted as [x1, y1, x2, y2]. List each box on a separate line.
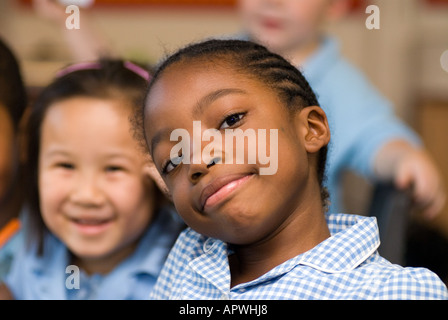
[55, 60, 151, 81]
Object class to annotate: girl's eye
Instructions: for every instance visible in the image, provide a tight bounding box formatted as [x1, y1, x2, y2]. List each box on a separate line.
[162, 155, 183, 175]
[57, 162, 74, 170]
[105, 166, 124, 173]
[220, 113, 245, 129]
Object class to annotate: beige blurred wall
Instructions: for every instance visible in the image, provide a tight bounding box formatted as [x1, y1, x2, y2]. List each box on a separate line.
[0, 0, 242, 86]
[1, 0, 447, 119]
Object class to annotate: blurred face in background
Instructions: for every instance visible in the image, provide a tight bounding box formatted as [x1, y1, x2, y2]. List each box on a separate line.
[237, 0, 333, 55]
[0, 105, 16, 202]
[38, 97, 156, 273]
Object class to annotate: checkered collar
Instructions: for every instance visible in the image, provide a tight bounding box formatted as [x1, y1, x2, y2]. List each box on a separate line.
[296, 213, 380, 272]
[190, 213, 380, 291]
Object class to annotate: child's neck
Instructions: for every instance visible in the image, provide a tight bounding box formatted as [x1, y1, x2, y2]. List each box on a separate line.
[70, 240, 139, 276]
[228, 206, 330, 288]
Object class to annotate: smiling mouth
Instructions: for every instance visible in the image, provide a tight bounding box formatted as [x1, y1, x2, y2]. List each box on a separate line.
[70, 217, 114, 235]
[72, 218, 111, 225]
[261, 17, 283, 30]
[200, 174, 254, 211]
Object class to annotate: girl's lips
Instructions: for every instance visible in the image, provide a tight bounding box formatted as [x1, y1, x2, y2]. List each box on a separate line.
[70, 217, 114, 236]
[200, 174, 253, 211]
[261, 17, 283, 30]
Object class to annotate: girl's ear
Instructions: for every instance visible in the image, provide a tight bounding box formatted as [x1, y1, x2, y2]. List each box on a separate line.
[143, 157, 172, 201]
[298, 106, 331, 154]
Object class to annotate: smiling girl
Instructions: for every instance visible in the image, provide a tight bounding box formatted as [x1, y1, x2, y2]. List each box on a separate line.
[141, 39, 448, 300]
[0, 59, 184, 300]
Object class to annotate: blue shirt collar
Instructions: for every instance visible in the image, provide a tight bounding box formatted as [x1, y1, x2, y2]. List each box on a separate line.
[190, 213, 380, 292]
[297, 213, 380, 272]
[235, 213, 380, 290]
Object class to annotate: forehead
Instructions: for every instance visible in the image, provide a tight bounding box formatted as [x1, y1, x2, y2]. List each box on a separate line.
[45, 96, 131, 125]
[41, 97, 137, 148]
[145, 61, 267, 120]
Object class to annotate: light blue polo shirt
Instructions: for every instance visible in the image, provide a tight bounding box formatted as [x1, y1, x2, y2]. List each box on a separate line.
[0, 225, 23, 282]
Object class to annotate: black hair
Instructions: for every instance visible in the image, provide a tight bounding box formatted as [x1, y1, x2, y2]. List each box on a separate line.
[0, 37, 27, 131]
[141, 39, 329, 210]
[25, 58, 152, 254]
[0, 37, 27, 220]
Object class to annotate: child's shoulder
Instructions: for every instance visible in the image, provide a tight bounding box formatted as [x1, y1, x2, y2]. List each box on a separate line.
[323, 213, 448, 299]
[381, 265, 448, 299]
[358, 254, 448, 299]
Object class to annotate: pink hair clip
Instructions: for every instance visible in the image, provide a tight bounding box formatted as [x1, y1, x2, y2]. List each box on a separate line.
[124, 61, 151, 81]
[56, 62, 102, 78]
[55, 60, 151, 81]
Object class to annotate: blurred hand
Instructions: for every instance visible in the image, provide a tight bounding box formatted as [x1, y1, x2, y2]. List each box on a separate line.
[375, 140, 446, 220]
[0, 283, 14, 300]
[394, 147, 446, 219]
[33, 0, 109, 61]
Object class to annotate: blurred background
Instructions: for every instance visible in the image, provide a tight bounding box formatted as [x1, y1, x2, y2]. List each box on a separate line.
[1, 0, 448, 281]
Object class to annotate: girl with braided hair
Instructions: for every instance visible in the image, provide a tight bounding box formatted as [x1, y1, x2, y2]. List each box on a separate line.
[1, 58, 185, 300]
[140, 39, 448, 300]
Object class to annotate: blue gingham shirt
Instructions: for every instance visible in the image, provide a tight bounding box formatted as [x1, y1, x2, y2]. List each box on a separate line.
[149, 213, 448, 300]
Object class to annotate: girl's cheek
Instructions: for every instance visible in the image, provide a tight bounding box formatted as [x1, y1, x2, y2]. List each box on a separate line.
[39, 170, 71, 210]
[105, 177, 143, 209]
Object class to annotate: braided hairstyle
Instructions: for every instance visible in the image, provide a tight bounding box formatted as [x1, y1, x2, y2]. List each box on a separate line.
[142, 39, 329, 210]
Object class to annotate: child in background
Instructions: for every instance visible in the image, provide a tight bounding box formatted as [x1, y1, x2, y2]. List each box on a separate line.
[0, 59, 184, 300]
[235, 0, 445, 218]
[0, 37, 27, 282]
[142, 39, 448, 299]
[32, 0, 445, 221]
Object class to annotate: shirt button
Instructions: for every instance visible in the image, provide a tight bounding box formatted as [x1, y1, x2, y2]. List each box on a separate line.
[203, 238, 215, 253]
[220, 293, 229, 300]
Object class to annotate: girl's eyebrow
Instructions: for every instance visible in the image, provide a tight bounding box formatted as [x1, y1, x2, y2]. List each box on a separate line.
[42, 148, 136, 161]
[105, 153, 136, 162]
[193, 88, 247, 117]
[41, 148, 71, 158]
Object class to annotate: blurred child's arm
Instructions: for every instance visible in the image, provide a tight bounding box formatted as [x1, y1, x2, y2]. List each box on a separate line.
[374, 139, 446, 219]
[33, 0, 113, 61]
[0, 282, 14, 300]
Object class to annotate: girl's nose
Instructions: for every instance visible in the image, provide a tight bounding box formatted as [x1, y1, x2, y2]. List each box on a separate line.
[70, 174, 105, 207]
[188, 156, 221, 184]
